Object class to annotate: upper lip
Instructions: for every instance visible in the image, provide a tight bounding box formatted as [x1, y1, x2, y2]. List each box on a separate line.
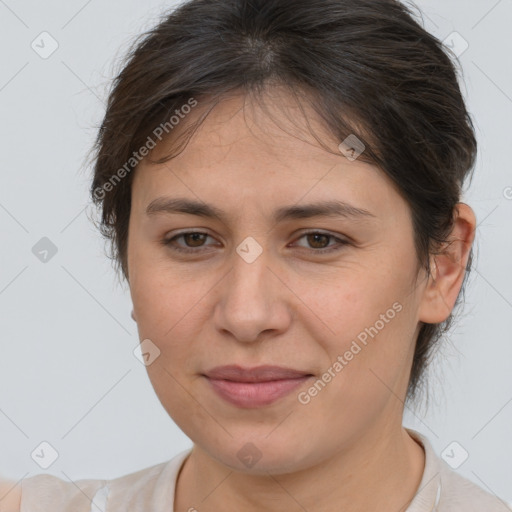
[203, 365, 313, 382]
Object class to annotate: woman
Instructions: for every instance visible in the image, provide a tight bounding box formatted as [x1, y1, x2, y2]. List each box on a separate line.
[1, 0, 509, 510]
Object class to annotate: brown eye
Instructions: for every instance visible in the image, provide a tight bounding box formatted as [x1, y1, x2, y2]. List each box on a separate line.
[182, 232, 208, 247]
[162, 230, 349, 255]
[162, 231, 215, 253]
[292, 231, 349, 254]
[306, 233, 330, 249]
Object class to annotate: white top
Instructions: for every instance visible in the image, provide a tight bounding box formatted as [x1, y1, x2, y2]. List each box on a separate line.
[19, 428, 509, 511]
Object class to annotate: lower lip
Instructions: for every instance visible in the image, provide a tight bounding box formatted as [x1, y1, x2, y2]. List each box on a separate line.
[205, 376, 312, 408]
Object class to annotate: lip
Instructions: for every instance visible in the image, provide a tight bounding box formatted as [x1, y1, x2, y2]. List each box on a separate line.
[203, 365, 314, 408]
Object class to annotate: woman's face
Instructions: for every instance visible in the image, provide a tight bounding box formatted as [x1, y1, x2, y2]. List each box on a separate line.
[127, 91, 430, 473]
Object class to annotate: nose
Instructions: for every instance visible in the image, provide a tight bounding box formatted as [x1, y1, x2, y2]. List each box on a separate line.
[213, 246, 292, 344]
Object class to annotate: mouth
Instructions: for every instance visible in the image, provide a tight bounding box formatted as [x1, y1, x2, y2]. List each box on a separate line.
[202, 365, 314, 408]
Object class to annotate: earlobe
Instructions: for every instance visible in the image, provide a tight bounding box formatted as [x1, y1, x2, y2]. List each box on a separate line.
[418, 203, 476, 324]
[131, 309, 137, 322]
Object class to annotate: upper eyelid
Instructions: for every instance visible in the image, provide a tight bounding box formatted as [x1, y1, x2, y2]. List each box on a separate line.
[166, 228, 343, 238]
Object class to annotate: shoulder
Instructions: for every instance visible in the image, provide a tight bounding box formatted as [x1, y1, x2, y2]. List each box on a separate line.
[104, 448, 191, 509]
[438, 465, 511, 511]
[17, 449, 191, 512]
[19, 472, 109, 512]
[405, 428, 511, 512]
[0, 478, 21, 512]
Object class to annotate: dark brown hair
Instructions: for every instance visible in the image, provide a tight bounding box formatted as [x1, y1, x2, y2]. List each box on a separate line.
[90, 0, 477, 405]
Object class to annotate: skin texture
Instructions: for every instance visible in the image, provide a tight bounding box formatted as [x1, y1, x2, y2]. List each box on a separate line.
[127, 90, 476, 512]
[0, 480, 20, 512]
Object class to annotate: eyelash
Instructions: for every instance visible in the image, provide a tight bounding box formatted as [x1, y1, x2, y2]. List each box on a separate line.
[161, 230, 349, 255]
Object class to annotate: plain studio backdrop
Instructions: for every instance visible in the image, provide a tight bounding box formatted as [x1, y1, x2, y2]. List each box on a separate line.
[0, 0, 511, 506]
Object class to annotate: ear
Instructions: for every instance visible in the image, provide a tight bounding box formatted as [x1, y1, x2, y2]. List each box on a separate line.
[131, 309, 137, 322]
[418, 203, 476, 324]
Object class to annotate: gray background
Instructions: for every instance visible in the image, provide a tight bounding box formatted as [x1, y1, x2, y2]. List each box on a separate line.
[0, 0, 511, 506]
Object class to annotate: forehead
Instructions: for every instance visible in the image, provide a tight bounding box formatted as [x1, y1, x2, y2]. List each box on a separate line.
[131, 91, 408, 223]
[150, 90, 346, 168]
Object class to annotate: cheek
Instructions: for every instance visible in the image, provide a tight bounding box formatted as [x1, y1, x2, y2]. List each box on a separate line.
[300, 255, 419, 398]
[292, 296, 415, 447]
[130, 266, 209, 427]
[301, 261, 413, 348]
[129, 246, 193, 337]
[129, 259, 213, 377]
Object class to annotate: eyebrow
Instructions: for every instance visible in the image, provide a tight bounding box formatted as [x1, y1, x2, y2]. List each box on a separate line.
[145, 197, 376, 223]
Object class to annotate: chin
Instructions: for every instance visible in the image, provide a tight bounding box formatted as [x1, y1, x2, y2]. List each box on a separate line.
[202, 435, 320, 475]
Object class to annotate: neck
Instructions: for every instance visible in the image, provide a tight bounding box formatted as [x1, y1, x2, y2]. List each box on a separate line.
[174, 422, 425, 512]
